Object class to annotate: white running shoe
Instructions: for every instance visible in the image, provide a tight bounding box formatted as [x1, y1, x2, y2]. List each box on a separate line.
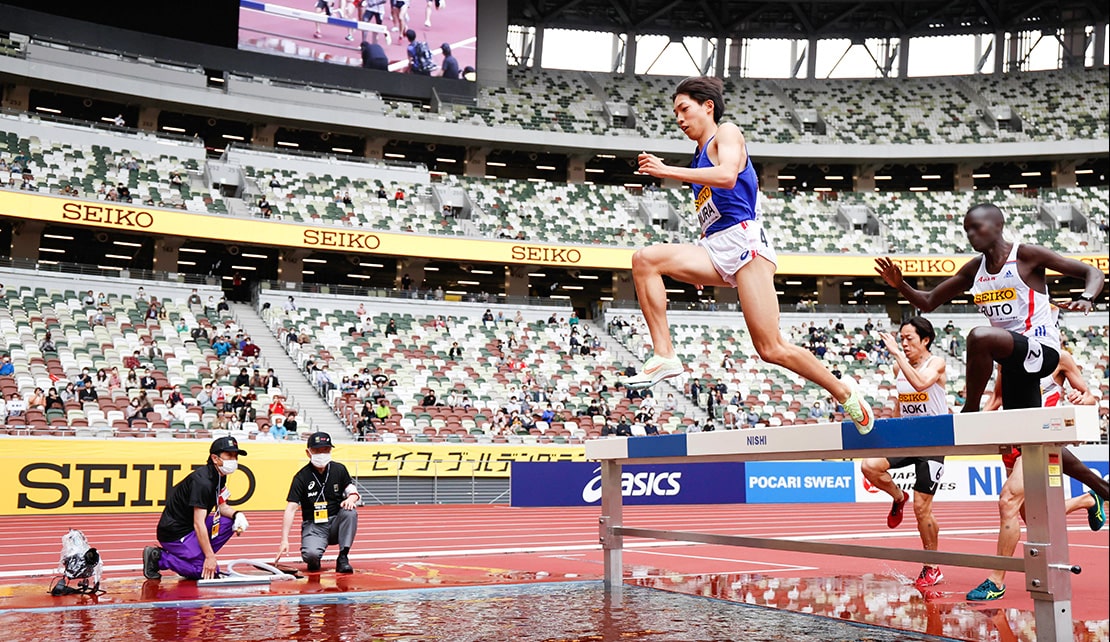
[842, 382, 875, 435]
[625, 355, 684, 389]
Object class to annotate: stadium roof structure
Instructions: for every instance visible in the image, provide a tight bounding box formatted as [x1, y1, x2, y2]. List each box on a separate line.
[508, 0, 1110, 40]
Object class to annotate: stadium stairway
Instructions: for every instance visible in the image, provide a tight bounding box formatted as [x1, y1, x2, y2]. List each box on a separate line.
[228, 302, 346, 440]
[584, 319, 710, 429]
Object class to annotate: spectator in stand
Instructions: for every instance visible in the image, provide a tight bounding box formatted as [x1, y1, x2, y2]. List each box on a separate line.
[124, 369, 140, 390]
[355, 400, 376, 437]
[234, 368, 251, 389]
[269, 395, 287, 424]
[615, 415, 632, 437]
[106, 367, 121, 391]
[231, 388, 257, 423]
[40, 332, 56, 353]
[167, 385, 186, 408]
[127, 393, 154, 427]
[311, 366, 334, 395]
[196, 382, 216, 410]
[213, 336, 232, 358]
[263, 368, 281, 389]
[385, 319, 398, 336]
[283, 296, 297, 313]
[140, 369, 158, 390]
[148, 341, 164, 361]
[45, 387, 65, 411]
[78, 384, 99, 403]
[0, 354, 13, 376]
[242, 338, 261, 361]
[283, 410, 299, 435]
[187, 289, 202, 311]
[421, 390, 438, 406]
[373, 397, 391, 427]
[6, 392, 27, 420]
[255, 423, 276, 442]
[82, 290, 96, 306]
[447, 342, 463, 360]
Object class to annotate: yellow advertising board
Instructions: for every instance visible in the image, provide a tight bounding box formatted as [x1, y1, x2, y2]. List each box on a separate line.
[1, 191, 1105, 276]
[2, 439, 584, 515]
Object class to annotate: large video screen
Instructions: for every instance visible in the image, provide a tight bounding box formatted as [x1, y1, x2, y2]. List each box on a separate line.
[238, 0, 476, 77]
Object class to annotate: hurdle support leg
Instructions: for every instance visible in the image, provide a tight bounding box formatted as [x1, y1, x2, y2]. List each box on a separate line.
[1022, 444, 1074, 642]
[599, 460, 623, 591]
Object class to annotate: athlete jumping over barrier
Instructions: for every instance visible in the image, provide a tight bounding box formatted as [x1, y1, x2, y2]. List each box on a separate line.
[874, 202, 1107, 601]
[629, 76, 874, 435]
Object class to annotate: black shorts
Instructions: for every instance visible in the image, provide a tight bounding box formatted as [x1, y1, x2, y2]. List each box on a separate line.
[887, 456, 945, 496]
[997, 332, 1060, 411]
[316, 0, 331, 15]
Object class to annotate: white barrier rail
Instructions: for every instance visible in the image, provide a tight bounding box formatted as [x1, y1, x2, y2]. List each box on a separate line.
[585, 405, 1100, 642]
[240, 0, 390, 37]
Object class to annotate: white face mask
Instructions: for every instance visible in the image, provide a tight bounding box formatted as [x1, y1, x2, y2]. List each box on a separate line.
[216, 458, 238, 476]
[310, 453, 332, 468]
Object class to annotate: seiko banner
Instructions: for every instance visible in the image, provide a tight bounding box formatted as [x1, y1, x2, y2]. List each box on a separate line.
[510, 462, 746, 507]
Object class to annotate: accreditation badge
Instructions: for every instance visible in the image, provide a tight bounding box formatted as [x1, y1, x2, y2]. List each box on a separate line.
[210, 506, 221, 539]
[313, 501, 329, 524]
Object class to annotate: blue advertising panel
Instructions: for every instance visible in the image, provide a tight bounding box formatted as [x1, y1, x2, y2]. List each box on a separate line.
[745, 461, 856, 504]
[510, 462, 746, 507]
[1069, 459, 1109, 499]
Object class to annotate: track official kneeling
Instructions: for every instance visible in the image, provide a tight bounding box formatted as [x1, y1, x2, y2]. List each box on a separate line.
[277, 432, 360, 573]
[144, 436, 251, 580]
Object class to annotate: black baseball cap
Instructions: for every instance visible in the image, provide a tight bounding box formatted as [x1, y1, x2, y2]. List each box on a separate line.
[210, 436, 248, 456]
[307, 432, 334, 449]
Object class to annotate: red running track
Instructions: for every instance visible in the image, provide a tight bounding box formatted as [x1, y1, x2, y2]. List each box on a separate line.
[1, 502, 1106, 641]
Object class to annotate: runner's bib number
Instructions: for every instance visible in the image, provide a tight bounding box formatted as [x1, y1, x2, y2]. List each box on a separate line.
[695, 186, 721, 232]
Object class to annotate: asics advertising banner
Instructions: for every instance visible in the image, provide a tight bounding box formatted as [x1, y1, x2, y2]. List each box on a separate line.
[510, 462, 746, 507]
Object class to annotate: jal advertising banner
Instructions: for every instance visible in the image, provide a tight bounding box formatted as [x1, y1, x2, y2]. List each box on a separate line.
[510, 462, 747, 507]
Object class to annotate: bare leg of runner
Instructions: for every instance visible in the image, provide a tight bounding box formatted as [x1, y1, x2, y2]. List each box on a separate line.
[630, 243, 725, 360]
[962, 327, 1016, 412]
[734, 257, 852, 403]
[980, 457, 1024, 594]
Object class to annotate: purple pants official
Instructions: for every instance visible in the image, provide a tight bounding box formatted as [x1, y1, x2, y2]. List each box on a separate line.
[158, 514, 235, 579]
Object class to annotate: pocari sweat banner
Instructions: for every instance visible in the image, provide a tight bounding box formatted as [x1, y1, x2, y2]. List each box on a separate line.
[510, 462, 746, 507]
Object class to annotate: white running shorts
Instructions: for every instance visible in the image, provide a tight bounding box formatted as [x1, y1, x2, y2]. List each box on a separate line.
[696, 219, 778, 287]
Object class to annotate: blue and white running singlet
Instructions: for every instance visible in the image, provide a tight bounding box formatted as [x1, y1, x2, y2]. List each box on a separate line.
[689, 135, 761, 237]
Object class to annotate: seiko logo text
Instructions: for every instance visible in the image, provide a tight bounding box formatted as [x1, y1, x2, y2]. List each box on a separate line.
[62, 202, 154, 228]
[302, 230, 382, 249]
[510, 246, 582, 264]
[890, 258, 957, 275]
[973, 288, 1016, 304]
[898, 392, 929, 403]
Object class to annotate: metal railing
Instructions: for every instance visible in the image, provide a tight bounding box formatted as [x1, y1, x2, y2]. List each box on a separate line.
[221, 142, 426, 171]
[0, 255, 215, 285]
[603, 299, 887, 314]
[1, 106, 199, 146]
[259, 280, 572, 309]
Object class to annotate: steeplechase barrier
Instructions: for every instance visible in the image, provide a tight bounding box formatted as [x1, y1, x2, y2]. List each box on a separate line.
[585, 405, 1100, 642]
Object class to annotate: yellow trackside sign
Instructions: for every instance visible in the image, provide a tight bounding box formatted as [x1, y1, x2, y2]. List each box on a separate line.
[2, 439, 585, 515]
[1, 191, 1106, 277]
